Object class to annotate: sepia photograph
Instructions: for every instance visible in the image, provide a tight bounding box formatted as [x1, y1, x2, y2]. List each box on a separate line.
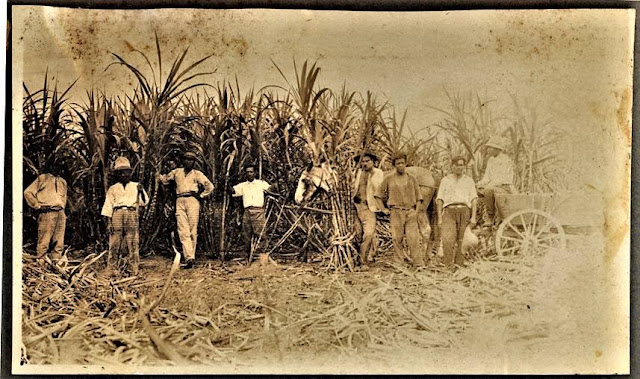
[10, 5, 632, 374]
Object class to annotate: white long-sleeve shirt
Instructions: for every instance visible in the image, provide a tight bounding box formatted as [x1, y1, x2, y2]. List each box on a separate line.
[159, 168, 214, 197]
[101, 182, 149, 218]
[477, 153, 514, 188]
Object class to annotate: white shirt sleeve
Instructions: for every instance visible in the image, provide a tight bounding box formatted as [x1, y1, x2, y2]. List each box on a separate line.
[101, 187, 115, 218]
[139, 188, 150, 207]
[233, 183, 244, 197]
[436, 177, 449, 202]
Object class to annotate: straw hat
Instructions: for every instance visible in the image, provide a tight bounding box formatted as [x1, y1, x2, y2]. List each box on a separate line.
[183, 151, 198, 159]
[113, 156, 132, 171]
[485, 136, 508, 151]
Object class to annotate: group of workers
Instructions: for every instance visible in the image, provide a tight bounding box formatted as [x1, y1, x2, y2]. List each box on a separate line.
[24, 135, 515, 272]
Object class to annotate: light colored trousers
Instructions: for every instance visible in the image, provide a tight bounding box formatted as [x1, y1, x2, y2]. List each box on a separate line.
[390, 208, 424, 266]
[176, 197, 200, 260]
[355, 203, 378, 262]
[109, 208, 139, 267]
[37, 210, 66, 260]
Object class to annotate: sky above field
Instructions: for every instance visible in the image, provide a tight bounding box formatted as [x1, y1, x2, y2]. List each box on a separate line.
[12, 7, 633, 191]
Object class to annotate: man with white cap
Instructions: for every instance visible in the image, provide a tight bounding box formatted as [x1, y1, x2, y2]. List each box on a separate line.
[477, 136, 516, 228]
[158, 150, 214, 268]
[101, 156, 149, 274]
[24, 158, 68, 266]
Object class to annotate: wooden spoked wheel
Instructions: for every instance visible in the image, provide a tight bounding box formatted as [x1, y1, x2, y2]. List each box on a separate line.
[495, 209, 566, 256]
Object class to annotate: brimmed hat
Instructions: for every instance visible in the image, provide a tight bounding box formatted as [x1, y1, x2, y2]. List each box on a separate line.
[485, 136, 507, 151]
[354, 150, 379, 163]
[113, 156, 132, 171]
[183, 151, 198, 159]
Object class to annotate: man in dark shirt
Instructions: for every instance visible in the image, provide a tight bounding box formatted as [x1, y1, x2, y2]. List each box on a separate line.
[376, 153, 424, 267]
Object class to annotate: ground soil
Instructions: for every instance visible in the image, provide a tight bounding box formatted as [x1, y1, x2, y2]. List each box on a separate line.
[20, 233, 623, 374]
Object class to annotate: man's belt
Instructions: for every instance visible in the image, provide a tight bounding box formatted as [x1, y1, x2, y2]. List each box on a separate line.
[38, 206, 63, 213]
[445, 203, 469, 209]
[113, 205, 137, 211]
[177, 192, 198, 198]
[389, 205, 416, 211]
[245, 206, 264, 210]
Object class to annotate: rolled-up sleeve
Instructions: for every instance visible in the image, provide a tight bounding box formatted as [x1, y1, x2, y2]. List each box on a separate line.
[294, 174, 306, 204]
[101, 188, 114, 218]
[198, 172, 214, 198]
[158, 169, 176, 185]
[24, 178, 40, 209]
[139, 188, 149, 207]
[376, 177, 389, 201]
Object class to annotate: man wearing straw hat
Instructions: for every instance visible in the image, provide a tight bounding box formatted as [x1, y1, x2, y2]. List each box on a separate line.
[24, 158, 68, 266]
[101, 156, 149, 273]
[232, 164, 276, 262]
[436, 155, 477, 268]
[158, 151, 214, 268]
[376, 152, 425, 267]
[477, 136, 516, 228]
[353, 150, 384, 266]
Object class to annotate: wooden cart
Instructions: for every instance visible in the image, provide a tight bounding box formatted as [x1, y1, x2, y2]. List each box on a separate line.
[493, 191, 604, 256]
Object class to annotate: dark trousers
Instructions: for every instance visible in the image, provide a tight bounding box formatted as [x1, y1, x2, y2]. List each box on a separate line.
[479, 185, 511, 222]
[242, 207, 267, 257]
[441, 205, 471, 267]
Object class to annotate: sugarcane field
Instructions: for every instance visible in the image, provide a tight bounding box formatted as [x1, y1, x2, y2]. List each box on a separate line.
[11, 7, 631, 375]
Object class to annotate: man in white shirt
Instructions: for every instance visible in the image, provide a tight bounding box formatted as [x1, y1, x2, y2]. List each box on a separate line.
[352, 151, 384, 265]
[436, 156, 477, 267]
[101, 156, 149, 274]
[158, 151, 214, 268]
[232, 164, 275, 261]
[24, 159, 68, 265]
[477, 136, 516, 227]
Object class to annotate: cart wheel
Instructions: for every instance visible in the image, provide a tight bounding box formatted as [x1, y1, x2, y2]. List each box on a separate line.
[495, 209, 566, 256]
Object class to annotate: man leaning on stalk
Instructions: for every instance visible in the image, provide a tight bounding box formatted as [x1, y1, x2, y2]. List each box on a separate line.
[232, 164, 276, 262]
[352, 151, 384, 266]
[436, 155, 477, 268]
[375, 152, 425, 267]
[101, 157, 149, 274]
[24, 159, 68, 266]
[157, 151, 214, 269]
[477, 136, 516, 229]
